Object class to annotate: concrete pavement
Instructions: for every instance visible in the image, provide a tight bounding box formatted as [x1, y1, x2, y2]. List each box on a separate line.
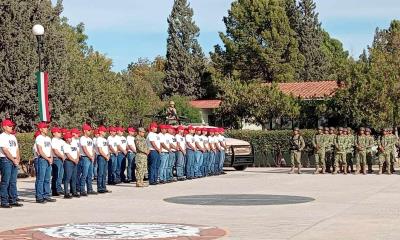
[1, 168, 400, 239]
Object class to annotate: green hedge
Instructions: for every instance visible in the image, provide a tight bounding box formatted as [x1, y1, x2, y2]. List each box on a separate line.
[16, 133, 35, 163]
[226, 129, 317, 167]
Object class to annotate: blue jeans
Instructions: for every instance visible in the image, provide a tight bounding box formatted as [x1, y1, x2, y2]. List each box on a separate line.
[175, 151, 185, 178]
[167, 152, 176, 180]
[116, 152, 126, 183]
[93, 154, 98, 179]
[51, 158, 64, 193]
[209, 151, 216, 174]
[186, 149, 195, 178]
[35, 157, 52, 201]
[214, 151, 220, 173]
[219, 150, 225, 172]
[87, 160, 94, 192]
[127, 152, 136, 182]
[148, 150, 160, 184]
[77, 156, 90, 193]
[0, 158, 18, 205]
[108, 154, 117, 184]
[97, 155, 108, 191]
[159, 153, 169, 182]
[194, 151, 204, 177]
[202, 152, 210, 176]
[63, 160, 77, 195]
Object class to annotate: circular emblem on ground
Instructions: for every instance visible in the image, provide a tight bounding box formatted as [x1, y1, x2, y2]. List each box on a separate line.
[164, 194, 315, 206]
[0, 223, 226, 240]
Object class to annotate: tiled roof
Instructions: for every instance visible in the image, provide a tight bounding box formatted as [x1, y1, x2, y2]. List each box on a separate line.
[266, 81, 339, 99]
[190, 81, 339, 109]
[190, 100, 222, 109]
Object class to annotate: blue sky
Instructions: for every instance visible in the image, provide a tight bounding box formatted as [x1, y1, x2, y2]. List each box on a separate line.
[57, 0, 400, 71]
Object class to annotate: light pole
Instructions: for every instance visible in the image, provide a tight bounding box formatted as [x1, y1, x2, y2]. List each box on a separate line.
[32, 24, 44, 72]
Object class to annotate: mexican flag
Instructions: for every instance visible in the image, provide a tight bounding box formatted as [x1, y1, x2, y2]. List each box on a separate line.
[36, 71, 50, 122]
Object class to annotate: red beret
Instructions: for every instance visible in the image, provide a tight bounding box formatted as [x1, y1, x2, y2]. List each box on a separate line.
[128, 127, 137, 132]
[98, 126, 108, 133]
[37, 122, 48, 129]
[51, 127, 61, 133]
[63, 132, 73, 140]
[108, 126, 116, 132]
[2, 119, 15, 127]
[82, 124, 92, 131]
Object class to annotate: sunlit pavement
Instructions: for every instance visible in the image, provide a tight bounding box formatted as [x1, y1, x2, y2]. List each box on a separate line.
[1, 167, 400, 240]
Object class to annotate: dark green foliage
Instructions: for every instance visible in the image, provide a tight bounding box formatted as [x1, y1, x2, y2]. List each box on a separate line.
[16, 133, 34, 162]
[212, 0, 304, 83]
[296, 0, 328, 81]
[0, 0, 69, 131]
[164, 0, 206, 98]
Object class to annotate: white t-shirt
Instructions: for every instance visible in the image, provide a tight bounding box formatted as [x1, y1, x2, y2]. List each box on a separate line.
[185, 134, 196, 150]
[35, 135, 52, 158]
[166, 133, 177, 152]
[146, 132, 161, 151]
[126, 135, 136, 152]
[159, 133, 169, 153]
[202, 135, 210, 150]
[51, 137, 65, 159]
[217, 134, 226, 150]
[0, 132, 18, 158]
[208, 136, 216, 149]
[33, 144, 38, 158]
[175, 134, 186, 152]
[80, 136, 94, 157]
[64, 143, 78, 160]
[96, 137, 109, 156]
[118, 135, 127, 152]
[71, 138, 80, 155]
[93, 137, 98, 151]
[194, 134, 204, 149]
[107, 135, 119, 154]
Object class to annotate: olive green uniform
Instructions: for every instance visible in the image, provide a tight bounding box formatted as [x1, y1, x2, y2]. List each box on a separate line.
[389, 134, 398, 169]
[378, 134, 391, 174]
[325, 134, 335, 172]
[355, 135, 368, 172]
[366, 135, 375, 172]
[334, 135, 347, 171]
[290, 135, 305, 167]
[312, 133, 326, 170]
[135, 135, 149, 184]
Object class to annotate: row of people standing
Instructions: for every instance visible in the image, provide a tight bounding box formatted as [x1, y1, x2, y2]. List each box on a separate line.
[290, 127, 398, 175]
[145, 123, 227, 185]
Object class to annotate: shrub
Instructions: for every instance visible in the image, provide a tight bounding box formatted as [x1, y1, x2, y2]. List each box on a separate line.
[226, 129, 317, 167]
[16, 132, 34, 163]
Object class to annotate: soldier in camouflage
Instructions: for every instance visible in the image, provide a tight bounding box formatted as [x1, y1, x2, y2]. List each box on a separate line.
[346, 127, 355, 173]
[334, 127, 347, 174]
[312, 127, 326, 174]
[355, 127, 368, 175]
[365, 128, 375, 173]
[289, 128, 305, 174]
[324, 127, 335, 173]
[387, 129, 398, 173]
[378, 129, 391, 175]
[135, 128, 150, 187]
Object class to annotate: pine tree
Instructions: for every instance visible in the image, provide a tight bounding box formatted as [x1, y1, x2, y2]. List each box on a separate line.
[164, 0, 206, 98]
[296, 0, 328, 81]
[211, 0, 304, 83]
[0, 0, 69, 131]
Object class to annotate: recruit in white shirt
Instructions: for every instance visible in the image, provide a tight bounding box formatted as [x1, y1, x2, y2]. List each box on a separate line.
[64, 143, 79, 160]
[51, 137, 65, 159]
[107, 135, 119, 154]
[96, 137, 109, 156]
[175, 134, 186, 152]
[146, 132, 161, 151]
[0, 132, 18, 158]
[80, 136, 94, 157]
[35, 135, 52, 158]
[185, 134, 196, 150]
[126, 135, 136, 152]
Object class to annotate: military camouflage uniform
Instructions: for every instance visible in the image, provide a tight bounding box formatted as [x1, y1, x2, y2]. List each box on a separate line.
[346, 129, 355, 172]
[365, 131, 375, 173]
[135, 135, 149, 186]
[324, 131, 335, 173]
[289, 132, 305, 174]
[378, 133, 391, 175]
[312, 130, 325, 173]
[389, 133, 398, 172]
[355, 133, 368, 174]
[334, 133, 347, 174]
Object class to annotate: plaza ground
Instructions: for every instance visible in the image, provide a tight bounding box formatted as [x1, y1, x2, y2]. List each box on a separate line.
[1, 167, 400, 239]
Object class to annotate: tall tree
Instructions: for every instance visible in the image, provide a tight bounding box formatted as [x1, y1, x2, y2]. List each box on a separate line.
[0, 0, 69, 131]
[296, 0, 328, 81]
[164, 0, 206, 98]
[211, 0, 304, 83]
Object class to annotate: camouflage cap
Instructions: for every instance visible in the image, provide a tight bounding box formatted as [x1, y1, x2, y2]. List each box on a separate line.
[293, 127, 300, 131]
[329, 127, 335, 130]
[317, 126, 323, 130]
[365, 128, 371, 132]
[138, 127, 146, 132]
[359, 127, 365, 131]
[338, 127, 344, 131]
[324, 127, 329, 131]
